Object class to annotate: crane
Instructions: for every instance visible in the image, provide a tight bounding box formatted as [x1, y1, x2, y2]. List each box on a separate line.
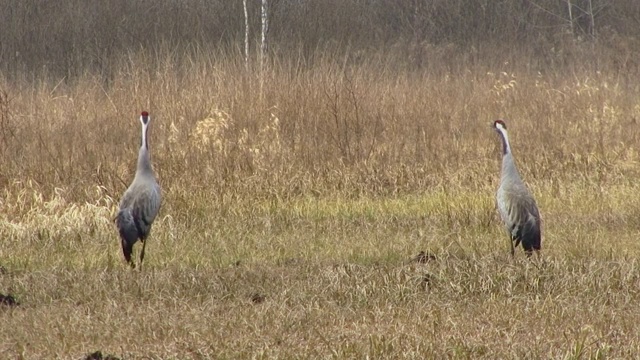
[492, 119, 541, 257]
[116, 111, 162, 268]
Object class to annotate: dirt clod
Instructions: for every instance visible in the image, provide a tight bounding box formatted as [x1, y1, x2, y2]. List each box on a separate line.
[412, 251, 436, 264]
[84, 351, 121, 360]
[0, 293, 18, 307]
[250, 293, 266, 304]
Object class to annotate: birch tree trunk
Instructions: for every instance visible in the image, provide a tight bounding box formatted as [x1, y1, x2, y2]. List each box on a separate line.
[587, 0, 596, 39]
[259, 0, 269, 101]
[260, 0, 269, 73]
[243, 0, 249, 71]
[566, 0, 574, 36]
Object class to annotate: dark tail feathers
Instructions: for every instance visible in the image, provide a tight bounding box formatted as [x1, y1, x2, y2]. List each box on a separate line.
[514, 221, 541, 257]
[116, 209, 139, 266]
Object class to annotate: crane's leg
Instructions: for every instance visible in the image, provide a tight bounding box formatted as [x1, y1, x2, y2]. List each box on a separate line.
[509, 238, 515, 257]
[122, 239, 135, 268]
[139, 239, 147, 269]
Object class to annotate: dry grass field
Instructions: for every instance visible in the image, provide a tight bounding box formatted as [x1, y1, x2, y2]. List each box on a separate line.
[2, 1, 640, 359]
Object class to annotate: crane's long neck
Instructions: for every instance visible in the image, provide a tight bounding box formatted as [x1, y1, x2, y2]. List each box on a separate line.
[501, 152, 521, 184]
[497, 127, 511, 155]
[497, 128, 523, 184]
[137, 122, 153, 175]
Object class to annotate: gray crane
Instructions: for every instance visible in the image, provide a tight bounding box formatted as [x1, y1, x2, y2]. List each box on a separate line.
[116, 111, 162, 268]
[492, 119, 541, 257]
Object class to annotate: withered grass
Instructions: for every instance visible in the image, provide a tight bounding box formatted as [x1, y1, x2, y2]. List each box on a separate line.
[1, 41, 640, 358]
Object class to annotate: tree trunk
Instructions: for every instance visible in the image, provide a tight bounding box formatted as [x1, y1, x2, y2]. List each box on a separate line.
[260, 0, 269, 72]
[243, 0, 249, 71]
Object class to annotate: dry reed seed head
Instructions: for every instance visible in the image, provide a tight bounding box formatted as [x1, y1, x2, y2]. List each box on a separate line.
[0, 185, 114, 240]
[168, 121, 180, 145]
[190, 108, 231, 153]
[246, 112, 283, 170]
[490, 72, 518, 97]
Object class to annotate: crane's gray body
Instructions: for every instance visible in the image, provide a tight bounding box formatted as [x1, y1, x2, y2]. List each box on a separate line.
[116, 113, 161, 267]
[494, 121, 541, 256]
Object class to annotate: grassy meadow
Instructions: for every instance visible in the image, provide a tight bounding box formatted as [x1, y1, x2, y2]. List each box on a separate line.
[2, 1, 640, 359]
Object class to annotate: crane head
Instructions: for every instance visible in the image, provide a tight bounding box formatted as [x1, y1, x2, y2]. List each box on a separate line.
[493, 119, 507, 131]
[140, 111, 150, 125]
